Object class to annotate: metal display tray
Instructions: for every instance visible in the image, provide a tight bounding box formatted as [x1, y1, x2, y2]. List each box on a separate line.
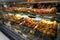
[19, 24, 56, 40]
[0, 23, 31, 40]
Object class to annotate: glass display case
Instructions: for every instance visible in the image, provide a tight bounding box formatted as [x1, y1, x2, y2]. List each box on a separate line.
[0, 1, 60, 40]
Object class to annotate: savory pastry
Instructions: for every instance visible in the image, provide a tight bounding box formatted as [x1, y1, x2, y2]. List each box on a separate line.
[34, 20, 57, 36]
[22, 18, 37, 28]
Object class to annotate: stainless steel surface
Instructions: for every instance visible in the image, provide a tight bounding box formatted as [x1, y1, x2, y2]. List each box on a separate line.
[0, 31, 10, 40]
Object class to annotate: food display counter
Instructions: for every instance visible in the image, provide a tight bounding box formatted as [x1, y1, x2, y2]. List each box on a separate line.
[0, 1, 60, 40]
